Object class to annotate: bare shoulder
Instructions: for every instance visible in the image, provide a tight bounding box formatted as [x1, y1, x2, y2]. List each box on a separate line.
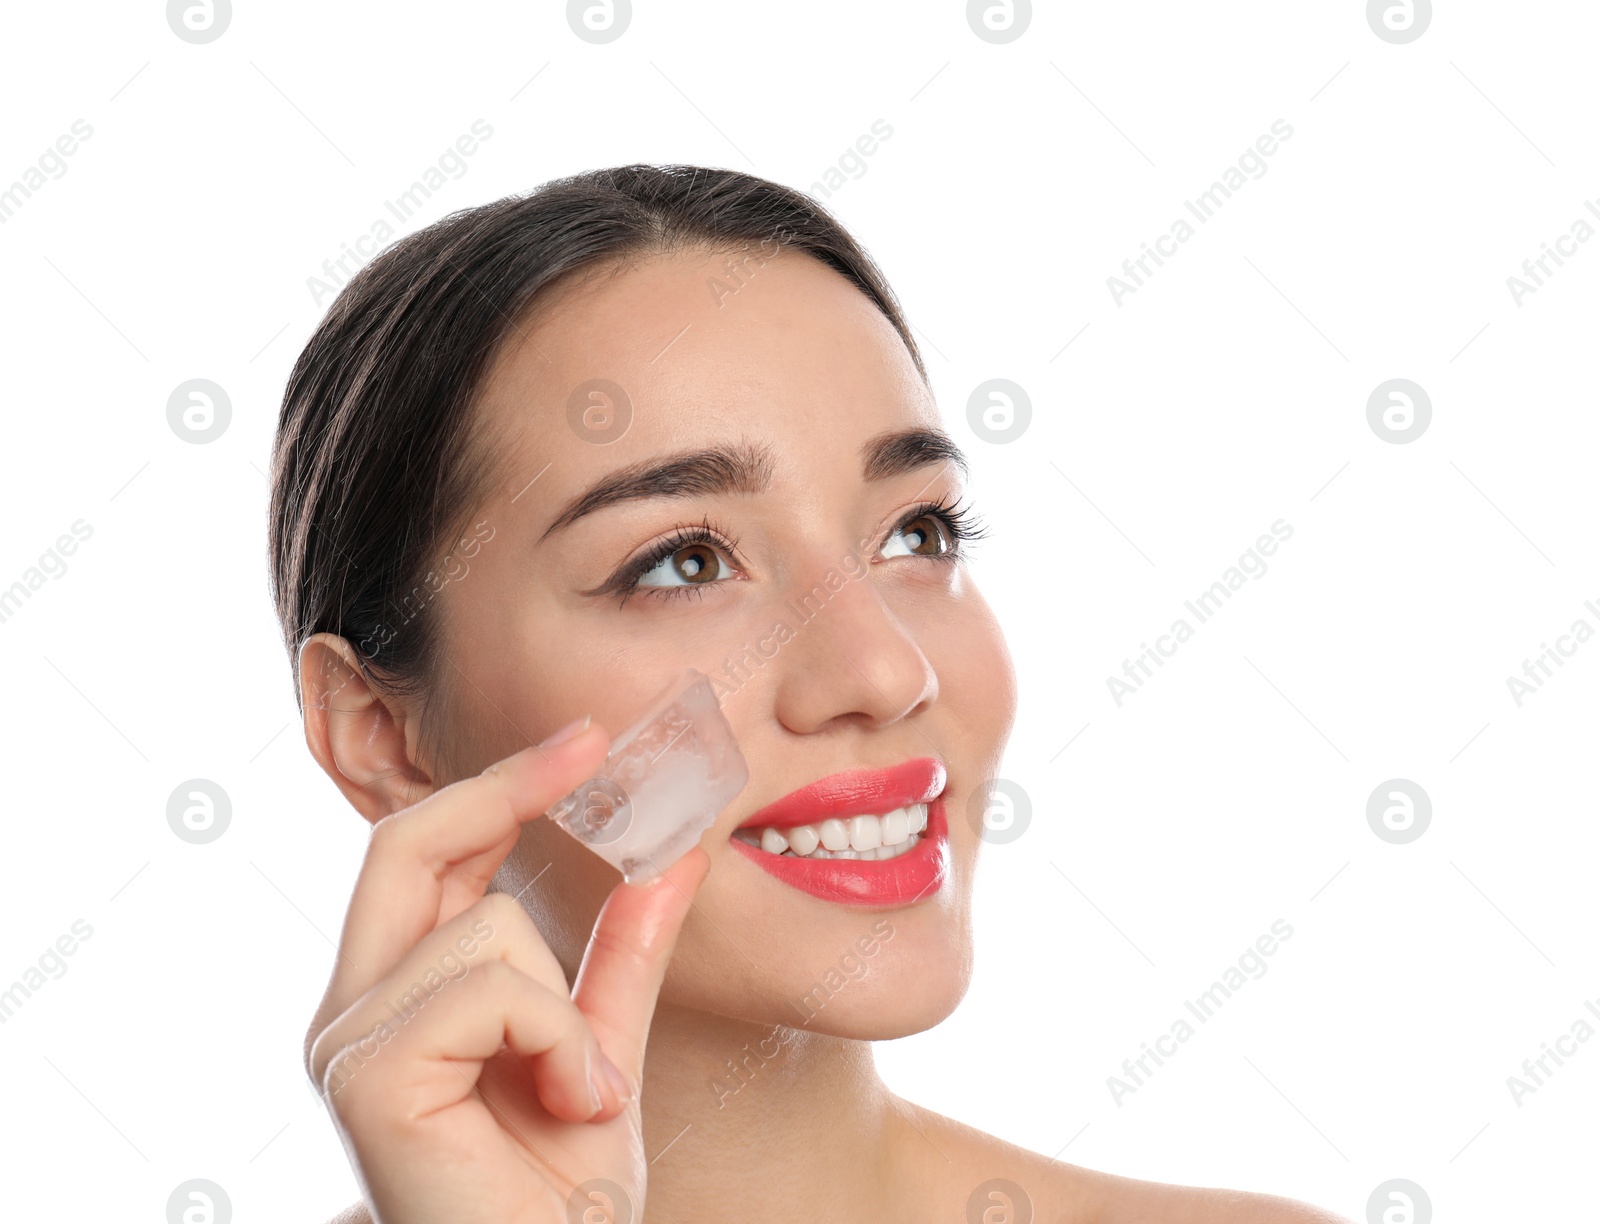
[1073, 1165, 1354, 1224]
[324, 1204, 372, 1224]
[885, 1097, 1096, 1218]
[887, 1097, 1349, 1224]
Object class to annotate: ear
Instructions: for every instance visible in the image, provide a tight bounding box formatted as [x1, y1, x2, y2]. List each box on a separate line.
[297, 632, 435, 825]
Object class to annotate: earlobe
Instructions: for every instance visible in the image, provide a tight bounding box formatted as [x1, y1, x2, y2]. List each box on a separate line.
[297, 633, 434, 824]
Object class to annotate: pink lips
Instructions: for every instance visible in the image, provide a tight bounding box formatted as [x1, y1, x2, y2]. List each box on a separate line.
[728, 757, 949, 908]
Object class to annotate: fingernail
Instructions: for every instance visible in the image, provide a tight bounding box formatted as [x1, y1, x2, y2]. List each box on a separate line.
[595, 1051, 633, 1105]
[539, 714, 591, 749]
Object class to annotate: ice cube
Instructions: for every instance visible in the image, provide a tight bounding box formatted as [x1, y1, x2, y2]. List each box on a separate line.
[543, 669, 749, 882]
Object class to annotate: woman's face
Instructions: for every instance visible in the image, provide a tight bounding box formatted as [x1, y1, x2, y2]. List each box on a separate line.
[427, 245, 1015, 1038]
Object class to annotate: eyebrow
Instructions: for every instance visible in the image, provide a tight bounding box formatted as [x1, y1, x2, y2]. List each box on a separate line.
[539, 427, 969, 541]
[859, 426, 970, 484]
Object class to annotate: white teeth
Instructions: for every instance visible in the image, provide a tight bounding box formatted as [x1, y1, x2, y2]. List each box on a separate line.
[786, 824, 820, 856]
[740, 803, 930, 862]
[882, 806, 909, 846]
[760, 827, 788, 855]
[847, 814, 882, 852]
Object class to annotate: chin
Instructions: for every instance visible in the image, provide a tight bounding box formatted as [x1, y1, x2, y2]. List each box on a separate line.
[769, 905, 975, 1040]
[794, 977, 972, 1041]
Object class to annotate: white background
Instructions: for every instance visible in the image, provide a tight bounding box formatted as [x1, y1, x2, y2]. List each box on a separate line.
[1, 1, 1594, 1220]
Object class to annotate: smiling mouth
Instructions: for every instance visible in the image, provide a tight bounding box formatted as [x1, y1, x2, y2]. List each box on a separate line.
[731, 803, 930, 861]
[725, 757, 950, 906]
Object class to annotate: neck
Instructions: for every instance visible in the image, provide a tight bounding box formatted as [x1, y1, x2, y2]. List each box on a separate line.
[637, 1001, 905, 1221]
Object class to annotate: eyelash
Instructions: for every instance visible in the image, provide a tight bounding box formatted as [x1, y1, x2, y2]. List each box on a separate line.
[606, 496, 990, 608]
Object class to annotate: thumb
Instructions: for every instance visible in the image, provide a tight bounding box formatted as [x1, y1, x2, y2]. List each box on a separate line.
[569, 846, 711, 1088]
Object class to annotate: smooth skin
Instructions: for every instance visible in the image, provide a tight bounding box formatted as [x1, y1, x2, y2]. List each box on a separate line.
[298, 245, 1351, 1223]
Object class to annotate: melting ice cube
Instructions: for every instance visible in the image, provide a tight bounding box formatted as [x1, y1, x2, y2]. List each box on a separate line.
[544, 669, 748, 882]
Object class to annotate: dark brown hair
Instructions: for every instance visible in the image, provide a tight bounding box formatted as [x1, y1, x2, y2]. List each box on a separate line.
[268, 163, 926, 764]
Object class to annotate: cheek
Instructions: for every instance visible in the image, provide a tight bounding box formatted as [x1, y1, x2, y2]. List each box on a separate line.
[923, 587, 1015, 874]
[931, 586, 1017, 755]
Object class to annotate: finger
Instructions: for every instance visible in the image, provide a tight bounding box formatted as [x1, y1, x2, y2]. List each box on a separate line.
[310, 891, 573, 1088]
[323, 958, 621, 1128]
[570, 846, 712, 1089]
[326, 724, 609, 1019]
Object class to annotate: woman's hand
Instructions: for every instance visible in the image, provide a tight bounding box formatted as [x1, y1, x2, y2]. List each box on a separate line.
[303, 719, 707, 1224]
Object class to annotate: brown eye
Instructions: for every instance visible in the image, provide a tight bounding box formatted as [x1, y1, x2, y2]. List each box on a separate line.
[884, 513, 950, 559]
[636, 541, 728, 589]
[673, 544, 719, 582]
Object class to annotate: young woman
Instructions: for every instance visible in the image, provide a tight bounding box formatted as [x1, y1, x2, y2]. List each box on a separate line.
[269, 164, 1348, 1224]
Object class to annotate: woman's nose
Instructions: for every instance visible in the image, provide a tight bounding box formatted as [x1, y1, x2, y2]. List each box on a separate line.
[767, 563, 938, 736]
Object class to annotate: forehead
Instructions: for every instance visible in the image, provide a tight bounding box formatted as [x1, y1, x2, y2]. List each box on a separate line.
[473, 246, 936, 489]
